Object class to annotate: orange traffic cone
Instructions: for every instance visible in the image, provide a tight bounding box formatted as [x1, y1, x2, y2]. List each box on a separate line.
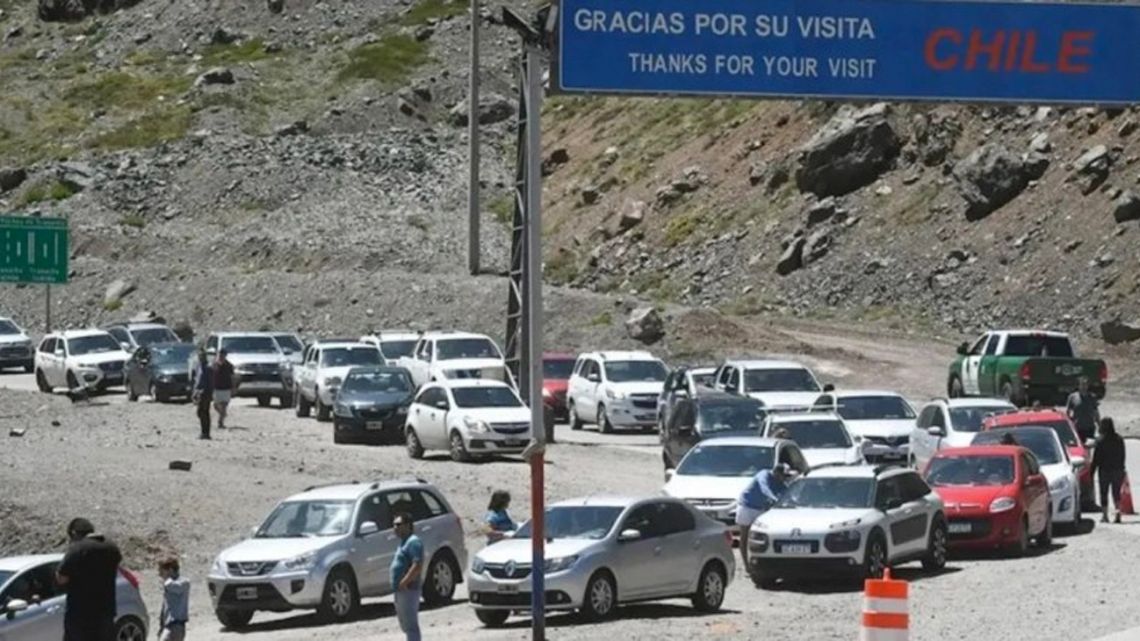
[1120, 473, 1135, 515]
[860, 567, 908, 641]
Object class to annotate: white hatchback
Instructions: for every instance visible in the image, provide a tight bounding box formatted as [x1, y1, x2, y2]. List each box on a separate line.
[567, 351, 668, 433]
[404, 379, 532, 462]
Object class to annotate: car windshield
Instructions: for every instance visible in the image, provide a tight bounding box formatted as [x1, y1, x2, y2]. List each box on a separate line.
[221, 336, 279, 354]
[697, 402, 766, 433]
[775, 477, 875, 509]
[130, 327, 177, 347]
[949, 406, 1010, 433]
[0, 570, 12, 586]
[272, 334, 304, 352]
[68, 334, 122, 355]
[149, 344, 196, 366]
[775, 420, 852, 448]
[343, 370, 412, 393]
[451, 386, 522, 408]
[926, 455, 1016, 487]
[321, 347, 382, 368]
[515, 506, 623, 540]
[0, 320, 20, 334]
[436, 338, 500, 360]
[255, 500, 354, 538]
[692, 372, 716, 388]
[835, 396, 915, 420]
[379, 340, 416, 359]
[677, 445, 775, 477]
[1003, 335, 1074, 358]
[604, 360, 667, 383]
[543, 358, 575, 379]
[973, 430, 1063, 465]
[744, 368, 820, 393]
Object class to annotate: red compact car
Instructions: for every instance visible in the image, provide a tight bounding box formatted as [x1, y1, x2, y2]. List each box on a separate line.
[925, 445, 1052, 555]
[982, 409, 1094, 510]
[542, 353, 576, 421]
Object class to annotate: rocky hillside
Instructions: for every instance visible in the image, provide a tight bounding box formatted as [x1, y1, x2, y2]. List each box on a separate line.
[1, 0, 1138, 358]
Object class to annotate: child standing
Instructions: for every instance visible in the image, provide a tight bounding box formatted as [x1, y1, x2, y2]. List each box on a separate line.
[483, 490, 517, 544]
[157, 557, 190, 641]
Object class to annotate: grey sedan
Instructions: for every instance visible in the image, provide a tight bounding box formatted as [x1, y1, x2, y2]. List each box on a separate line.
[467, 495, 735, 627]
[0, 554, 148, 641]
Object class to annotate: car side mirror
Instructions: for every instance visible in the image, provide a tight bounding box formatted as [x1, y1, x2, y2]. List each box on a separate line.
[927, 426, 945, 437]
[54, 348, 64, 356]
[282, 348, 293, 355]
[1071, 455, 1086, 469]
[250, 526, 258, 537]
[5, 599, 28, 616]
[678, 424, 693, 435]
[358, 521, 379, 537]
[618, 528, 641, 543]
[823, 383, 835, 392]
[1084, 438, 1096, 449]
[587, 373, 600, 383]
[1024, 475, 1043, 487]
[956, 342, 968, 356]
[434, 400, 449, 410]
[206, 348, 217, 357]
[120, 342, 132, 351]
[664, 469, 674, 482]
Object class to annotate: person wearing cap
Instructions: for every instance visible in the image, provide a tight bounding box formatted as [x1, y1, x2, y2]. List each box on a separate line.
[390, 512, 423, 641]
[211, 348, 236, 430]
[56, 518, 122, 641]
[736, 463, 795, 572]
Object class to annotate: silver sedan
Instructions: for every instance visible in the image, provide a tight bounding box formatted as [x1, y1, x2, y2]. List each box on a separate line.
[467, 495, 735, 627]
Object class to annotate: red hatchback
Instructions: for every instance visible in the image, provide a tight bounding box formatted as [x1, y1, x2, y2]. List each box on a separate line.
[924, 445, 1052, 555]
[982, 409, 1094, 510]
[542, 353, 576, 421]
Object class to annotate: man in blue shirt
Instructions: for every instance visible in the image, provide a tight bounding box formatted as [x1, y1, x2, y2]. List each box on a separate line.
[736, 463, 794, 571]
[390, 513, 423, 641]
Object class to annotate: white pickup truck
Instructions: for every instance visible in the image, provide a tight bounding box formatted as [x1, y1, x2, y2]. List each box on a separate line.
[397, 332, 515, 390]
[293, 340, 384, 421]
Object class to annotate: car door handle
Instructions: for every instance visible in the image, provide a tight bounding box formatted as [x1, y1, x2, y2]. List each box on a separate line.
[421, 525, 433, 532]
[386, 535, 397, 542]
[691, 540, 701, 549]
[653, 546, 662, 555]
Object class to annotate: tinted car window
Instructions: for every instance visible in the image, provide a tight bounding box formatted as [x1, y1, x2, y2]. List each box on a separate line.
[773, 420, 852, 448]
[621, 503, 668, 539]
[659, 503, 695, 535]
[357, 493, 393, 530]
[744, 368, 820, 392]
[384, 490, 435, 522]
[379, 340, 416, 359]
[131, 327, 178, 347]
[926, 455, 1016, 487]
[320, 347, 383, 368]
[697, 400, 766, 433]
[343, 370, 413, 393]
[973, 429, 1063, 465]
[451, 386, 522, 408]
[676, 445, 775, 477]
[835, 396, 915, 420]
[0, 320, 19, 334]
[775, 477, 875, 509]
[898, 473, 932, 501]
[436, 338, 499, 360]
[543, 358, 575, 379]
[515, 506, 622, 540]
[68, 334, 122, 356]
[604, 360, 667, 383]
[876, 478, 903, 509]
[1003, 335, 1074, 358]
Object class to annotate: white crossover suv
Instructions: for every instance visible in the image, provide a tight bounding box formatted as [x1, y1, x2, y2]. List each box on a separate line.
[567, 351, 668, 433]
[404, 379, 532, 462]
[748, 465, 948, 588]
[0, 317, 35, 373]
[909, 398, 1016, 472]
[813, 390, 917, 463]
[208, 479, 467, 629]
[34, 329, 130, 392]
[397, 331, 514, 389]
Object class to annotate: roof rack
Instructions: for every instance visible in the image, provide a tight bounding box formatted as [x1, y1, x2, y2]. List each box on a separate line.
[369, 477, 428, 490]
[302, 480, 360, 492]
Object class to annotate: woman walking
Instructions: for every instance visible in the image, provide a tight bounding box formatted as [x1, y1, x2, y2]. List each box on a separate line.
[1091, 417, 1126, 524]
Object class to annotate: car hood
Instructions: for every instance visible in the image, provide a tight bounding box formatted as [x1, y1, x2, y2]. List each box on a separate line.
[72, 352, 129, 366]
[317, 366, 356, 381]
[219, 537, 331, 563]
[435, 358, 506, 370]
[227, 353, 284, 367]
[803, 447, 862, 469]
[745, 392, 819, 409]
[664, 474, 752, 501]
[844, 419, 915, 439]
[609, 381, 664, 395]
[338, 390, 413, 406]
[942, 431, 980, 449]
[460, 406, 533, 423]
[0, 334, 31, 345]
[152, 364, 191, 376]
[755, 507, 880, 533]
[475, 537, 597, 564]
[932, 485, 1010, 510]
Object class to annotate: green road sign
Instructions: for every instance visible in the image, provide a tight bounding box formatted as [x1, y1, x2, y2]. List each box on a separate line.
[0, 215, 69, 284]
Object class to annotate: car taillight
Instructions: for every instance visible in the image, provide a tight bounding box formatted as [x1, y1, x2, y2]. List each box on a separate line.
[119, 567, 141, 590]
[1099, 363, 1108, 383]
[1019, 362, 1031, 380]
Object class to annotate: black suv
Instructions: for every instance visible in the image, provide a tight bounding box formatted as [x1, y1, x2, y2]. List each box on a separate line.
[661, 391, 767, 470]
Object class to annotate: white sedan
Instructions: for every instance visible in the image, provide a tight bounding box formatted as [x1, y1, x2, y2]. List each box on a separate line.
[761, 412, 865, 469]
[404, 379, 531, 462]
[972, 426, 1083, 527]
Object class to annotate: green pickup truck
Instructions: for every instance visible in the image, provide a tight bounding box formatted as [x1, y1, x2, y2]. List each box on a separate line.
[947, 330, 1107, 406]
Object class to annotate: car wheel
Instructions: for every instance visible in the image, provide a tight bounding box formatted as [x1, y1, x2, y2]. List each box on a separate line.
[295, 393, 311, 418]
[317, 567, 358, 622]
[422, 552, 458, 606]
[257, 396, 271, 408]
[1000, 380, 1023, 407]
[599, 405, 613, 434]
[1009, 516, 1029, 557]
[113, 615, 146, 641]
[450, 431, 471, 463]
[922, 517, 948, 571]
[280, 392, 294, 408]
[1037, 509, 1054, 547]
[691, 561, 727, 612]
[662, 451, 672, 473]
[863, 532, 887, 579]
[476, 609, 510, 627]
[215, 609, 254, 629]
[151, 383, 170, 403]
[569, 402, 583, 431]
[580, 570, 617, 621]
[35, 369, 52, 393]
[948, 376, 964, 398]
[66, 370, 79, 391]
[406, 428, 425, 459]
[316, 394, 331, 422]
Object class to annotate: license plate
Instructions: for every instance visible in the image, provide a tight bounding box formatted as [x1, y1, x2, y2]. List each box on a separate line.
[366, 422, 385, 430]
[503, 439, 524, 447]
[781, 543, 812, 554]
[243, 381, 278, 389]
[236, 587, 258, 600]
[497, 584, 520, 594]
[636, 414, 655, 421]
[948, 522, 972, 534]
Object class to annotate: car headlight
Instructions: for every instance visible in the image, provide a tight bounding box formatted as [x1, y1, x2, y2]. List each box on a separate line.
[823, 529, 862, 552]
[396, 405, 408, 415]
[1049, 476, 1071, 492]
[158, 375, 172, 383]
[464, 417, 490, 433]
[334, 403, 354, 417]
[542, 387, 552, 398]
[605, 388, 626, 400]
[323, 376, 342, 388]
[544, 555, 578, 573]
[282, 552, 317, 571]
[990, 497, 1017, 513]
[829, 518, 862, 529]
[211, 557, 226, 575]
[752, 520, 769, 531]
[471, 557, 485, 574]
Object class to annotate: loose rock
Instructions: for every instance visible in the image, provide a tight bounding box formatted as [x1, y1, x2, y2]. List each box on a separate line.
[104, 279, 136, 306]
[795, 103, 901, 197]
[1070, 145, 1112, 195]
[1111, 190, 1140, 223]
[618, 200, 645, 232]
[776, 237, 806, 275]
[625, 306, 665, 344]
[448, 94, 513, 127]
[196, 67, 235, 87]
[1101, 319, 1140, 344]
[0, 166, 27, 192]
[168, 460, 193, 472]
[953, 144, 1031, 220]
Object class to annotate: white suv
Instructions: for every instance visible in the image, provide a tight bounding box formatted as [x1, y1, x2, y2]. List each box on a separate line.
[34, 329, 130, 392]
[908, 398, 1016, 472]
[748, 465, 947, 588]
[812, 390, 917, 463]
[208, 479, 467, 629]
[760, 412, 865, 469]
[397, 332, 513, 389]
[567, 351, 668, 433]
[404, 379, 532, 462]
[293, 341, 383, 421]
[360, 331, 420, 366]
[712, 359, 828, 411]
[0, 316, 34, 373]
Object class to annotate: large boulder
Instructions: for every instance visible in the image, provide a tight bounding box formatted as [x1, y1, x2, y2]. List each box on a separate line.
[1101, 319, 1140, 345]
[795, 103, 901, 197]
[952, 144, 1030, 220]
[625, 307, 665, 344]
[1112, 191, 1140, 223]
[776, 237, 806, 275]
[171, 320, 195, 343]
[448, 94, 513, 127]
[617, 200, 645, 232]
[1070, 145, 1111, 195]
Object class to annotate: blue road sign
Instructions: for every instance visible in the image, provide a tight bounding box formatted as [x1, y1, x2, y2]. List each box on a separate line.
[555, 0, 1140, 104]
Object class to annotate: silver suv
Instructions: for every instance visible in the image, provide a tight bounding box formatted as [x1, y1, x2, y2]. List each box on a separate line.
[207, 479, 467, 629]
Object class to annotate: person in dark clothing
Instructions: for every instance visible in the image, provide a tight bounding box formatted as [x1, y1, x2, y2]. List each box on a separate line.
[1091, 417, 1127, 524]
[1066, 377, 1101, 442]
[211, 349, 236, 430]
[192, 348, 213, 440]
[56, 518, 123, 641]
